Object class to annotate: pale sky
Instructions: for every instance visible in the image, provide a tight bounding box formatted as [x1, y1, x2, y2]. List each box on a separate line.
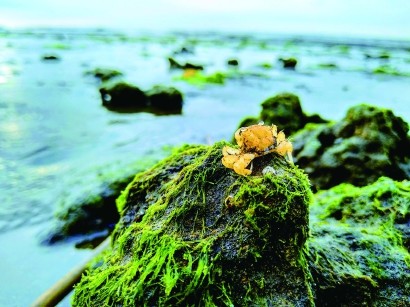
[0, 0, 409, 39]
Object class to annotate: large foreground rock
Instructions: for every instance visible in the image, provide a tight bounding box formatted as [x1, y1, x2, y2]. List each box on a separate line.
[73, 142, 314, 306]
[293, 104, 410, 190]
[72, 143, 410, 305]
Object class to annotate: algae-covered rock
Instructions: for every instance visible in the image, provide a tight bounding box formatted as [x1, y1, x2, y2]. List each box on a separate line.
[293, 104, 410, 190]
[308, 177, 410, 306]
[73, 142, 314, 306]
[237, 93, 327, 137]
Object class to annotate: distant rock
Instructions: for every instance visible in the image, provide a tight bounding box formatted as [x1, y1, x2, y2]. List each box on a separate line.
[168, 57, 204, 70]
[99, 81, 184, 114]
[279, 57, 297, 69]
[173, 46, 194, 55]
[293, 104, 410, 190]
[99, 81, 147, 111]
[227, 58, 239, 66]
[84, 68, 123, 82]
[41, 54, 60, 61]
[236, 93, 328, 137]
[146, 85, 183, 114]
[364, 52, 390, 60]
[260, 93, 327, 135]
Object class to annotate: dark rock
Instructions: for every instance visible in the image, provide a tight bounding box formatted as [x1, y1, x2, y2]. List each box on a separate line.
[41, 54, 60, 61]
[43, 157, 165, 245]
[73, 142, 314, 306]
[99, 81, 184, 115]
[260, 93, 328, 135]
[168, 57, 204, 70]
[99, 81, 147, 111]
[84, 68, 123, 82]
[234, 93, 327, 141]
[308, 177, 410, 306]
[279, 57, 297, 69]
[364, 52, 390, 60]
[146, 85, 183, 114]
[227, 58, 239, 66]
[42, 176, 131, 245]
[293, 104, 410, 190]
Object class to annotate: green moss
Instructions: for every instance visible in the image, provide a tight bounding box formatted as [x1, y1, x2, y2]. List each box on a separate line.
[317, 63, 338, 70]
[73, 141, 314, 306]
[257, 62, 273, 69]
[373, 65, 410, 77]
[44, 42, 71, 50]
[174, 71, 226, 87]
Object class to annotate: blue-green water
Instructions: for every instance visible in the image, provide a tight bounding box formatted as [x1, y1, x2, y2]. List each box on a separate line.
[0, 28, 409, 305]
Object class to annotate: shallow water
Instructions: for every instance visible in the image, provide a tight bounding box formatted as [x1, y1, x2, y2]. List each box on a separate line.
[0, 28, 409, 305]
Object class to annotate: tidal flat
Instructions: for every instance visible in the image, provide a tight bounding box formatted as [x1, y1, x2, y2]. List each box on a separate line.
[0, 27, 409, 305]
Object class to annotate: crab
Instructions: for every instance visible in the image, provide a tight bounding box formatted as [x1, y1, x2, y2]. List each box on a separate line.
[222, 123, 293, 176]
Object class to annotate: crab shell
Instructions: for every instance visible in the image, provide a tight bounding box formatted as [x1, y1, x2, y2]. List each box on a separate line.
[235, 124, 279, 156]
[222, 124, 293, 176]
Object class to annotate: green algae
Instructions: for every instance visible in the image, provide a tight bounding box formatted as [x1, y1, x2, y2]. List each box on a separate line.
[174, 71, 226, 87]
[73, 141, 314, 306]
[174, 70, 270, 88]
[308, 177, 410, 306]
[44, 42, 71, 50]
[373, 65, 410, 77]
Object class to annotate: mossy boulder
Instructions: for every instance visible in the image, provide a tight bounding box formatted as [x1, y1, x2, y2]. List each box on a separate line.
[237, 93, 327, 137]
[73, 142, 314, 306]
[99, 82, 184, 114]
[293, 104, 410, 190]
[308, 177, 410, 306]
